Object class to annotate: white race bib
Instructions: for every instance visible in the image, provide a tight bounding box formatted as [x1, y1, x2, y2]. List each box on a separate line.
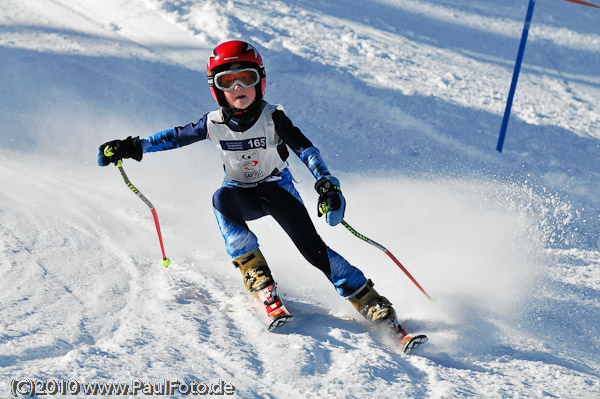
[207, 104, 287, 183]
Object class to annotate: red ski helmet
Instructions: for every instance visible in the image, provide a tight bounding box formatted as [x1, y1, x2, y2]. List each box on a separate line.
[207, 40, 266, 107]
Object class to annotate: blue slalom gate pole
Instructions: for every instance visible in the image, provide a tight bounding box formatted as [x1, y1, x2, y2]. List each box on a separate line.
[497, 0, 536, 153]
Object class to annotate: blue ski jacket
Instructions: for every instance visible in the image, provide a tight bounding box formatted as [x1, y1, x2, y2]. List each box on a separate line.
[140, 101, 331, 183]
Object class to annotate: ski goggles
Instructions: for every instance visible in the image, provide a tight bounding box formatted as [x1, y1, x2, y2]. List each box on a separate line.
[213, 68, 260, 91]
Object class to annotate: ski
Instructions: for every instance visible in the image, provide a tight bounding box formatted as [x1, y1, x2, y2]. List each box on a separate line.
[267, 312, 294, 331]
[378, 312, 428, 354]
[398, 334, 428, 355]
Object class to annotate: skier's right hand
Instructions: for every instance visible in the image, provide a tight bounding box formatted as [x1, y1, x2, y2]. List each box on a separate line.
[97, 136, 143, 166]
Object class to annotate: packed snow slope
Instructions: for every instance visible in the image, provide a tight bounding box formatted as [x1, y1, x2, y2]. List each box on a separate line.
[1, 0, 599, 398]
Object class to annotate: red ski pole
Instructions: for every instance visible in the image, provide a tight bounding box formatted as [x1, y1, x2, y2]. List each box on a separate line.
[341, 220, 435, 303]
[115, 160, 170, 267]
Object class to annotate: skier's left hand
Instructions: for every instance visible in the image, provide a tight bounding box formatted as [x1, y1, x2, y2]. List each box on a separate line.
[315, 175, 346, 226]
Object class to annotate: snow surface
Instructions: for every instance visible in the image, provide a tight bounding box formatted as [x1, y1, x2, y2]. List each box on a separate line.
[1, 0, 599, 397]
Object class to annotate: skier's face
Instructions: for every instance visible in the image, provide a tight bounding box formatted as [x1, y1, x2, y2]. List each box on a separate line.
[224, 83, 256, 109]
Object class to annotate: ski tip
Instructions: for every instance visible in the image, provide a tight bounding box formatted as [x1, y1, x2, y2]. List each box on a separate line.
[402, 334, 428, 355]
[267, 314, 294, 331]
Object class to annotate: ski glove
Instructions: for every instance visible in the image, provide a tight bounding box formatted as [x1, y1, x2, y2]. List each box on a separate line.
[97, 136, 143, 166]
[315, 175, 346, 226]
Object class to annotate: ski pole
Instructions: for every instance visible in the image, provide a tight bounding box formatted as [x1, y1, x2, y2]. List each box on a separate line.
[115, 160, 171, 267]
[341, 220, 435, 304]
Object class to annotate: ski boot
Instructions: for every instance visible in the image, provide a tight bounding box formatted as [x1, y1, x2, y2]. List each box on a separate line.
[233, 249, 293, 331]
[348, 279, 427, 354]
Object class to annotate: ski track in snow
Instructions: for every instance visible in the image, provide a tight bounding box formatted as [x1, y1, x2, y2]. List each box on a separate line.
[1, 0, 599, 398]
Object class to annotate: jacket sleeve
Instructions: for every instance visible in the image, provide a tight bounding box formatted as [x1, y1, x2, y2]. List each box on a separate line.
[141, 113, 209, 153]
[273, 109, 331, 181]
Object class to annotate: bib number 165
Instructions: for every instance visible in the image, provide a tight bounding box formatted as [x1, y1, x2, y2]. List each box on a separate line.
[247, 138, 266, 149]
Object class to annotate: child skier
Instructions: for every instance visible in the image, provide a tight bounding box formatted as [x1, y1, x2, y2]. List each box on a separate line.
[98, 40, 425, 352]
